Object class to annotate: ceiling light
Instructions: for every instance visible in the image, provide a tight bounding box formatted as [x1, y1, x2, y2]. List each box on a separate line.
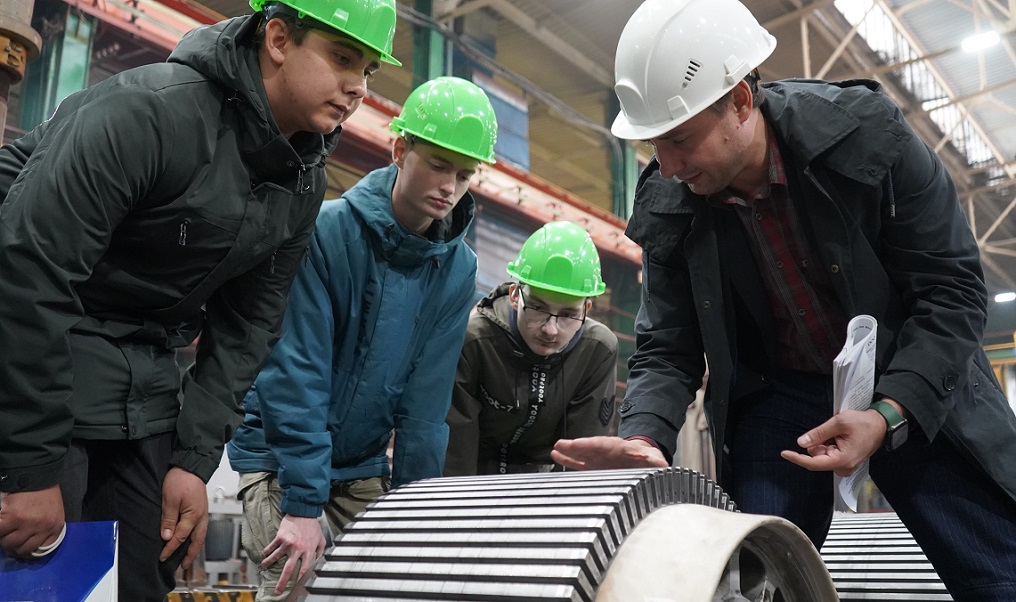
[961, 31, 1000, 53]
[995, 292, 1016, 303]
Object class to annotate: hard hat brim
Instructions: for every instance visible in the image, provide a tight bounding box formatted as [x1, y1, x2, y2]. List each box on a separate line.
[611, 111, 695, 141]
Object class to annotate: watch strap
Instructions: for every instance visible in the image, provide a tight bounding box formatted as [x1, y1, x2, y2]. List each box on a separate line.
[870, 399, 908, 451]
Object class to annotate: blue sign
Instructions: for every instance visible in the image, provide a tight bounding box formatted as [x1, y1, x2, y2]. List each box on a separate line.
[0, 521, 118, 602]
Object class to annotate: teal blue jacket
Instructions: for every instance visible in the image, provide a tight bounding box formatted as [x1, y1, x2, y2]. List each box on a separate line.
[228, 164, 478, 517]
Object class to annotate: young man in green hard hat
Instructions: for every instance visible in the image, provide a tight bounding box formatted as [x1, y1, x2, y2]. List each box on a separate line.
[227, 75, 498, 600]
[0, 1, 398, 600]
[444, 221, 619, 476]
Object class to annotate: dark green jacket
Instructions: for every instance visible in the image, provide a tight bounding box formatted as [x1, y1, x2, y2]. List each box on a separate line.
[445, 284, 618, 475]
[0, 15, 339, 491]
[621, 79, 1016, 502]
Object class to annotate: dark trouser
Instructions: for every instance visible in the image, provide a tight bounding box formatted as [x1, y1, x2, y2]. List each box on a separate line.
[870, 425, 1016, 600]
[60, 432, 186, 602]
[723, 370, 1016, 602]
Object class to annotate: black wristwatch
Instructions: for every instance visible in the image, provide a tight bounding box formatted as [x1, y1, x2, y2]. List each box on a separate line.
[870, 399, 908, 451]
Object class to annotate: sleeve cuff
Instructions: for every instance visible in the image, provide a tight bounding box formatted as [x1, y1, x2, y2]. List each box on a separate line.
[170, 449, 220, 484]
[624, 435, 660, 449]
[0, 457, 64, 493]
[279, 497, 325, 519]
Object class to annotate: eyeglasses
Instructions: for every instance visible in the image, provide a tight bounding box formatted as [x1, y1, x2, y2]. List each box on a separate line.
[517, 290, 586, 329]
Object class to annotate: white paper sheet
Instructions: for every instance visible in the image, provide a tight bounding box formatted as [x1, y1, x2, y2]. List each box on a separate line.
[832, 314, 877, 512]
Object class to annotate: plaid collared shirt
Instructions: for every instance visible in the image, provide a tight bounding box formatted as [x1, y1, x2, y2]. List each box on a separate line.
[713, 129, 846, 374]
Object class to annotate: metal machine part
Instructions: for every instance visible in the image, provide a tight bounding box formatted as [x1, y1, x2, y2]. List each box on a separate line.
[0, 1, 42, 133]
[821, 511, 951, 601]
[303, 467, 838, 601]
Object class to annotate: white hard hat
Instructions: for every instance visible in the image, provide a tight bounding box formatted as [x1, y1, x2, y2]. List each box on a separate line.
[611, 0, 777, 140]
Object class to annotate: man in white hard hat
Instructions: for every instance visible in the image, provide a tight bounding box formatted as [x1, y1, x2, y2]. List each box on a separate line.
[552, 0, 1016, 599]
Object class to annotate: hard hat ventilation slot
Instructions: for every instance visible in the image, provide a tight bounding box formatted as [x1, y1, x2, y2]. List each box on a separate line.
[683, 59, 702, 88]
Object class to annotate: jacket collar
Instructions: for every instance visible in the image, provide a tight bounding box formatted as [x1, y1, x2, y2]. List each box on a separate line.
[346, 164, 475, 267]
[761, 80, 861, 165]
[631, 78, 909, 216]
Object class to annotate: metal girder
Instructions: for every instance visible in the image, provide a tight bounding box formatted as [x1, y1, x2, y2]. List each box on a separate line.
[814, 2, 875, 79]
[482, 0, 613, 88]
[764, 0, 837, 31]
[780, 0, 1016, 287]
[906, 77, 1016, 113]
[437, 0, 496, 22]
[873, 0, 1013, 177]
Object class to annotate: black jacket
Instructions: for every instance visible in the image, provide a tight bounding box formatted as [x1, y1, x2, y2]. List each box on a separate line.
[0, 15, 339, 491]
[621, 79, 1016, 502]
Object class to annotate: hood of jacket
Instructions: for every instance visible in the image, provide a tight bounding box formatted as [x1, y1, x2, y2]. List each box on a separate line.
[476, 283, 583, 365]
[346, 164, 476, 267]
[167, 15, 340, 184]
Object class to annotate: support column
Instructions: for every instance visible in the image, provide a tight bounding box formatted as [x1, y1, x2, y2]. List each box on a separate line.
[0, 0, 42, 139]
[607, 93, 637, 220]
[450, 9, 529, 170]
[20, 3, 94, 132]
[412, 0, 445, 88]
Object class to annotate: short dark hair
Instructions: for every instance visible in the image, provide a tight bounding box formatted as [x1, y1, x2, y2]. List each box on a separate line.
[708, 70, 765, 114]
[401, 133, 443, 153]
[253, 5, 313, 48]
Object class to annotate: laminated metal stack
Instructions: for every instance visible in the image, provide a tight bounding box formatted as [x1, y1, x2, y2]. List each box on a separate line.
[821, 511, 952, 601]
[301, 469, 952, 601]
[304, 468, 733, 601]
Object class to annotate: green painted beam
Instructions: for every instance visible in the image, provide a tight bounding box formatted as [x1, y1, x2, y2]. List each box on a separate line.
[607, 94, 637, 220]
[21, 7, 93, 131]
[986, 347, 1016, 361]
[412, 0, 445, 88]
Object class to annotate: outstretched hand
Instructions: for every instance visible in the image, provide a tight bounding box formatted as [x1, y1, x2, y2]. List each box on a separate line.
[780, 409, 887, 476]
[551, 436, 669, 470]
[261, 514, 326, 595]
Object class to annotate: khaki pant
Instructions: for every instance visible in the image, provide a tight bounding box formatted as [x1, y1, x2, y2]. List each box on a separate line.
[238, 472, 390, 601]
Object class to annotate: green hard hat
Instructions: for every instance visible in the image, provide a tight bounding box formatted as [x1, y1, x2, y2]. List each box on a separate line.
[390, 76, 498, 164]
[507, 221, 606, 297]
[251, 0, 401, 66]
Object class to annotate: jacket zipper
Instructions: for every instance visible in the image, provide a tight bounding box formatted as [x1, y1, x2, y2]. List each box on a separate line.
[884, 170, 896, 220]
[178, 218, 190, 246]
